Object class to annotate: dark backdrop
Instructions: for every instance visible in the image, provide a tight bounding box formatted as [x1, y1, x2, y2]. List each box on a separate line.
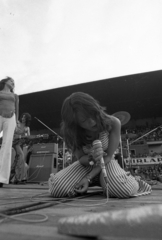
[19, 70, 162, 132]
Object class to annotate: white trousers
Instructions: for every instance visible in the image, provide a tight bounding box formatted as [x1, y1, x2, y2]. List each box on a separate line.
[0, 114, 16, 184]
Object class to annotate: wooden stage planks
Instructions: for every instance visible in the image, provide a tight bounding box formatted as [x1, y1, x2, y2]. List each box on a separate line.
[0, 183, 162, 240]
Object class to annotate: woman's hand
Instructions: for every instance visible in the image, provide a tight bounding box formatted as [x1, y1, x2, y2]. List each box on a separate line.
[74, 177, 89, 194]
[90, 141, 106, 164]
[104, 155, 112, 165]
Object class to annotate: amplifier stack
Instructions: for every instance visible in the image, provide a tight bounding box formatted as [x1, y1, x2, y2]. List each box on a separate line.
[28, 143, 58, 183]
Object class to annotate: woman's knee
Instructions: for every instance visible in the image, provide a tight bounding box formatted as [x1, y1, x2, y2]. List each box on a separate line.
[48, 161, 91, 198]
[103, 160, 139, 198]
[48, 173, 74, 198]
[15, 147, 23, 156]
[108, 179, 139, 198]
[49, 174, 61, 197]
[100, 174, 139, 198]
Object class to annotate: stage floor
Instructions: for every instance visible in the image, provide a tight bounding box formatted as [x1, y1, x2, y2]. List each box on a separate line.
[0, 182, 162, 240]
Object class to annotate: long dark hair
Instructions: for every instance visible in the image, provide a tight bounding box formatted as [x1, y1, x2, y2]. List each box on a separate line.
[0, 77, 14, 92]
[20, 113, 32, 127]
[61, 92, 112, 151]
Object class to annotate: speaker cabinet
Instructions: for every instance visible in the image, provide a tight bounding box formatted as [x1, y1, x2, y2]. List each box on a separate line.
[32, 143, 57, 154]
[28, 153, 57, 182]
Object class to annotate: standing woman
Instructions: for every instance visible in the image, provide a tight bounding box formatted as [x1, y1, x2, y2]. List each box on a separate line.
[0, 77, 19, 187]
[10, 113, 31, 184]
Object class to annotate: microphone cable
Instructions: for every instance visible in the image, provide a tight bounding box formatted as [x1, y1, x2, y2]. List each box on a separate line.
[92, 140, 109, 198]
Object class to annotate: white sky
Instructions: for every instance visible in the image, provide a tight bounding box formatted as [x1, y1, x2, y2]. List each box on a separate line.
[0, 0, 162, 95]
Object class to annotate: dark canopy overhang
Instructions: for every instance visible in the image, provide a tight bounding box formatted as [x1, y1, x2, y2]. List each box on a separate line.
[19, 70, 162, 131]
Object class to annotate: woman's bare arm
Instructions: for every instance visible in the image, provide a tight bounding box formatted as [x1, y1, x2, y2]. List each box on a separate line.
[15, 94, 19, 123]
[104, 115, 121, 164]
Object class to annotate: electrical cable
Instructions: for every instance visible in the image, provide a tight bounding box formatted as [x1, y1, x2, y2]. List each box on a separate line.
[0, 212, 48, 223]
[30, 188, 109, 207]
[0, 188, 109, 225]
[0, 200, 33, 206]
[0, 138, 111, 222]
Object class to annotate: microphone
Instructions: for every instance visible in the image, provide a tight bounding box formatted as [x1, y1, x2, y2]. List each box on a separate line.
[92, 140, 108, 184]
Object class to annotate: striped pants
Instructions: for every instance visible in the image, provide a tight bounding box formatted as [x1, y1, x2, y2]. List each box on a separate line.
[48, 160, 151, 198]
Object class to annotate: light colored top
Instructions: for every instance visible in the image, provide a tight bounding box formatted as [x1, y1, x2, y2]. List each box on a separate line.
[14, 122, 29, 136]
[13, 122, 30, 146]
[0, 91, 17, 118]
[82, 131, 109, 154]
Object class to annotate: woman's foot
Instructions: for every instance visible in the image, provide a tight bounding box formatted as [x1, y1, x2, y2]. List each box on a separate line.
[21, 179, 27, 183]
[19, 180, 26, 184]
[14, 180, 26, 184]
[12, 180, 18, 184]
[0, 183, 3, 188]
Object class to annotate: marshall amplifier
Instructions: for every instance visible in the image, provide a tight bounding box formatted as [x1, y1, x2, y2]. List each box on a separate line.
[32, 143, 57, 154]
[28, 153, 58, 182]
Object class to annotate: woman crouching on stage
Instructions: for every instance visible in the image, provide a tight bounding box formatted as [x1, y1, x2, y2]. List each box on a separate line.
[10, 113, 31, 184]
[49, 92, 151, 198]
[0, 77, 18, 188]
